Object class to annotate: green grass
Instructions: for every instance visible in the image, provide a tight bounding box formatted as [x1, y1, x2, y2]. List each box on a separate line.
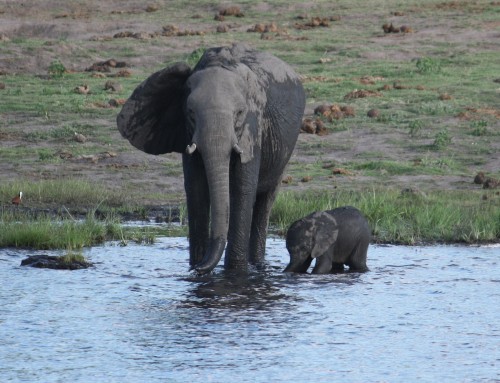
[0, 179, 127, 207]
[59, 252, 91, 267]
[270, 190, 500, 244]
[0, 216, 113, 249]
[0, 210, 187, 249]
[0, 0, 499, 247]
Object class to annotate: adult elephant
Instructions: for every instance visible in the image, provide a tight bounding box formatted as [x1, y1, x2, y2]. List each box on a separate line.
[117, 43, 305, 275]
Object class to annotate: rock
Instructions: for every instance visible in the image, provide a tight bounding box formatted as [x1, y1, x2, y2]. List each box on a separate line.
[74, 84, 90, 94]
[247, 23, 266, 33]
[216, 24, 229, 33]
[483, 178, 499, 189]
[74, 132, 87, 143]
[341, 105, 355, 117]
[301, 118, 317, 134]
[400, 25, 414, 33]
[104, 80, 123, 92]
[344, 89, 382, 99]
[332, 168, 353, 176]
[85, 59, 127, 72]
[108, 98, 126, 107]
[145, 4, 159, 12]
[439, 93, 453, 100]
[21, 254, 92, 270]
[57, 150, 73, 159]
[219, 6, 244, 17]
[474, 172, 486, 184]
[314, 104, 332, 116]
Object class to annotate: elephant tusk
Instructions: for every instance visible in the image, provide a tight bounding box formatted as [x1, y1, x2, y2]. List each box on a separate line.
[233, 144, 243, 155]
[186, 143, 197, 155]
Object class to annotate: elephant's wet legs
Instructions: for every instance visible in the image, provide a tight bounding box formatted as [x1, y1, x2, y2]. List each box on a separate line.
[311, 252, 334, 274]
[225, 159, 259, 271]
[249, 187, 279, 266]
[183, 154, 210, 267]
[284, 256, 313, 273]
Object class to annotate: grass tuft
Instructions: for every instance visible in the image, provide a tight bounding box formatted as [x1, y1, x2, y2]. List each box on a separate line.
[270, 190, 500, 244]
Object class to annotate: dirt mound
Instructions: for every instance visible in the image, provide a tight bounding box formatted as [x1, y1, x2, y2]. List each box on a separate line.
[314, 104, 355, 120]
[344, 89, 382, 99]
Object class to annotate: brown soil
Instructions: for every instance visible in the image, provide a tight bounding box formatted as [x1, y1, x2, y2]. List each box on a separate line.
[0, 0, 499, 209]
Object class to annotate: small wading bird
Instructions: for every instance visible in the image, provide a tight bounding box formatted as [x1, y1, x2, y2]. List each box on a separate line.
[12, 191, 22, 205]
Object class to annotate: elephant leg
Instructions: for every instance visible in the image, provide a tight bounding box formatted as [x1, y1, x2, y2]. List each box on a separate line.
[248, 185, 279, 266]
[285, 256, 314, 273]
[331, 262, 345, 273]
[312, 252, 334, 274]
[225, 157, 259, 271]
[183, 154, 210, 267]
[347, 241, 369, 272]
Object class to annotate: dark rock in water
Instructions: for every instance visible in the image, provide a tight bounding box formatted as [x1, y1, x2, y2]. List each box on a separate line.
[21, 255, 92, 270]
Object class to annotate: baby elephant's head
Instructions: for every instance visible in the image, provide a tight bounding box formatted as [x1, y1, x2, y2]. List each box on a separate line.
[284, 212, 338, 273]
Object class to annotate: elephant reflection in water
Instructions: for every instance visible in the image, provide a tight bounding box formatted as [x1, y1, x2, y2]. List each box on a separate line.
[284, 206, 370, 274]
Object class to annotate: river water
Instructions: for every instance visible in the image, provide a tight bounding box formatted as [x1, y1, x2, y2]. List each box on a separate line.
[0, 238, 498, 382]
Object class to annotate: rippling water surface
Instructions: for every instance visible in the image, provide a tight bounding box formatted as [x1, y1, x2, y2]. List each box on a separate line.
[0, 238, 498, 382]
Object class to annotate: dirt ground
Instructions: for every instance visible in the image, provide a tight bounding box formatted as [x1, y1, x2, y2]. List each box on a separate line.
[1, 1, 499, 207]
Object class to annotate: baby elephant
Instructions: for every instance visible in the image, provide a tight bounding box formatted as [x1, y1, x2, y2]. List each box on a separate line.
[284, 206, 370, 274]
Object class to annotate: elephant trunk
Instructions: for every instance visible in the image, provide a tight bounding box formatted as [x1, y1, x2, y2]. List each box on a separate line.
[193, 116, 233, 275]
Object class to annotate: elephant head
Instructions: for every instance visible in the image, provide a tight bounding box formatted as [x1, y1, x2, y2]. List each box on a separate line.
[117, 43, 305, 274]
[284, 212, 339, 273]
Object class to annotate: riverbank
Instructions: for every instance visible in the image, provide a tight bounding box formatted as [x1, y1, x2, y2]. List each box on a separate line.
[1, 1, 499, 248]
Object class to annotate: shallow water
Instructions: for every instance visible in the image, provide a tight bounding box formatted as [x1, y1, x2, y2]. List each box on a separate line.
[0, 238, 498, 382]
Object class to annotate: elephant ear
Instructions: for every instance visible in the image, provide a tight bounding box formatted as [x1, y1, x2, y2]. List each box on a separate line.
[311, 213, 339, 259]
[238, 110, 260, 164]
[117, 62, 192, 155]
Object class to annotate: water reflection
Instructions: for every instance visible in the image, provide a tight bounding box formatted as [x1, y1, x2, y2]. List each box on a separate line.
[182, 272, 288, 310]
[0, 240, 499, 382]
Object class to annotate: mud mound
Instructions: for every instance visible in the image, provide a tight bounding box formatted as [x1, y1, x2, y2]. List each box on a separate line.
[314, 104, 355, 121]
[301, 118, 328, 135]
[85, 59, 128, 72]
[294, 16, 339, 30]
[218, 6, 244, 17]
[474, 172, 499, 189]
[458, 107, 500, 120]
[382, 23, 414, 33]
[344, 89, 382, 99]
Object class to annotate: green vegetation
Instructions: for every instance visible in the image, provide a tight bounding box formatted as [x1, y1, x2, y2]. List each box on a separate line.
[270, 190, 500, 245]
[59, 252, 91, 267]
[47, 60, 67, 78]
[0, 179, 127, 207]
[0, 0, 499, 248]
[0, 209, 187, 249]
[415, 57, 442, 75]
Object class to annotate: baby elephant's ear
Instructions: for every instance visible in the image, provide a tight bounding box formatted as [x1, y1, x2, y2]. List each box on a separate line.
[117, 62, 192, 155]
[311, 214, 339, 259]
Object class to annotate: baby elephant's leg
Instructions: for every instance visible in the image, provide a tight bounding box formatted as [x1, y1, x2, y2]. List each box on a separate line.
[347, 241, 369, 272]
[331, 262, 345, 273]
[311, 253, 333, 274]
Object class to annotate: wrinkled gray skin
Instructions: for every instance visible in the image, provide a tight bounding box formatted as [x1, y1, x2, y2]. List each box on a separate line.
[117, 44, 305, 275]
[285, 206, 370, 273]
